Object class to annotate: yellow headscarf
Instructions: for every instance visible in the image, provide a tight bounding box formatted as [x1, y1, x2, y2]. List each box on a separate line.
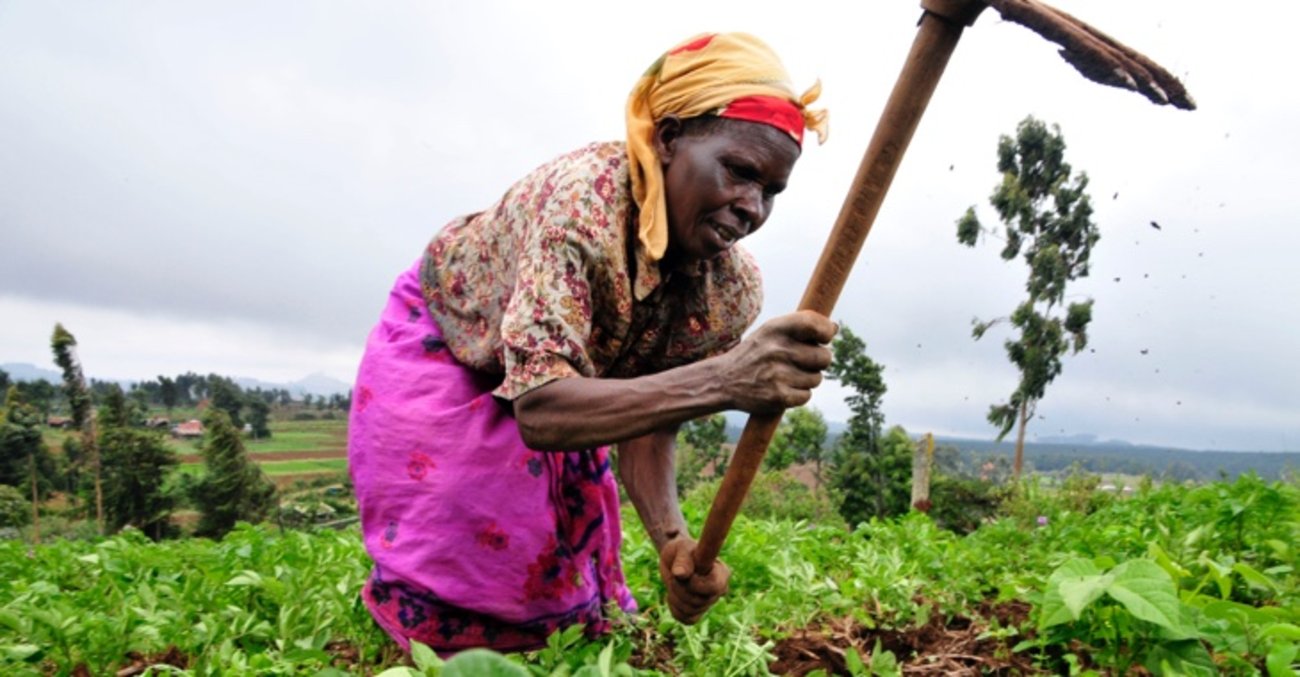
[626, 32, 828, 262]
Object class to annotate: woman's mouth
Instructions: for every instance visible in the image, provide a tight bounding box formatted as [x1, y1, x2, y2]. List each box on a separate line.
[710, 221, 742, 248]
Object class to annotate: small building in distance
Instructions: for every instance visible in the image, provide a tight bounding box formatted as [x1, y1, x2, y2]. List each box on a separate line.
[145, 416, 171, 429]
[171, 419, 204, 439]
[46, 415, 74, 429]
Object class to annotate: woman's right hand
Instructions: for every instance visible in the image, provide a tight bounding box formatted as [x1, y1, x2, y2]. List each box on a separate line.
[717, 310, 836, 415]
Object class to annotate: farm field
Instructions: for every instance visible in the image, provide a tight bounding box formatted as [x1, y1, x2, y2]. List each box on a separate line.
[2, 474, 1297, 675]
[49, 414, 350, 484]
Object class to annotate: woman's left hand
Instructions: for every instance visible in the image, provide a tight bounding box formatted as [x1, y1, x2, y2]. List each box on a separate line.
[658, 536, 731, 624]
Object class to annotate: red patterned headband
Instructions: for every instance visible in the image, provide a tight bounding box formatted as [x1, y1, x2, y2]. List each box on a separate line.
[717, 95, 807, 146]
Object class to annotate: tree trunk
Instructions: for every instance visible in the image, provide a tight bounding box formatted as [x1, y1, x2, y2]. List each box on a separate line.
[86, 428, 103, 535]
[1013, 401, 1029, 479]
[29, 454, 40, 544]
[911, 432, 935, 511]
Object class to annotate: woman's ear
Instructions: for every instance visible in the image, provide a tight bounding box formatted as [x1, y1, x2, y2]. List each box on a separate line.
[652, 115, 684, 165]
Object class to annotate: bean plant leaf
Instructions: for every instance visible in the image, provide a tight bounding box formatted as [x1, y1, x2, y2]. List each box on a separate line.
[1105, 560, 1187, 635]
[844, 646, 867, 676]
[1231, 562, 1279, 592]
[225, 570, 264, 587]
[1262, 624, 1300, 641]
[1146, 542, 1190, 581]
[410, 640, 443, 672]
[1266, 641, 1299, 677]
[2, 643, 41, 661]
[442, 649, 530, 676]
[1040, 558, 1102, 629]
[1059, 574, 1112, 621]
[1143, 639, 1218, 677]
[869, 638, 901, 677]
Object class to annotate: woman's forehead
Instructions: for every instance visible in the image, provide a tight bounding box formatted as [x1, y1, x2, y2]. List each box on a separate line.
[714, 121, 801, 171]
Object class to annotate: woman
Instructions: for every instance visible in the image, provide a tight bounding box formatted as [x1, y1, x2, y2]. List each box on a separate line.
[349, 32, 836, 653]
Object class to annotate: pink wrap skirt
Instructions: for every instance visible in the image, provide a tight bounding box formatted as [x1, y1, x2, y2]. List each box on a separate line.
[348, 260, 636, 653]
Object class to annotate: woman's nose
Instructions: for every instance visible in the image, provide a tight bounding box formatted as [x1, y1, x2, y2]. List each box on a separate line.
[731, 185, 764, 231]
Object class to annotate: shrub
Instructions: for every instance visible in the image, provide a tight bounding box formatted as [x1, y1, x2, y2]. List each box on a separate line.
[683, 469, 843, 527]
[927, 474, 1008, 535]
[0, 484, 31, 528]
[189, 410, 277, 538]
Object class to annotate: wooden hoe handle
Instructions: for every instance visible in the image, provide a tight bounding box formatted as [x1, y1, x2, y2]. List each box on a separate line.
[693, 1, 982, 575]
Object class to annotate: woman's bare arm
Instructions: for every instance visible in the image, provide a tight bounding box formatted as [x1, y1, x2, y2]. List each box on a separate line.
[618, 427, 689, 550]
[513, 311, 835, 450]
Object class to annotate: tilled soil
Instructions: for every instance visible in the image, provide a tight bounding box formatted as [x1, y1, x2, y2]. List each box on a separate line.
[768, 600, 1040, 676]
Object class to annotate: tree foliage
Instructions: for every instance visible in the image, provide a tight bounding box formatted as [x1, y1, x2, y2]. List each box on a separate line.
[97, 384, 179, 539]
[833, 425, 914, 527]
[51, 323, 103, 531]
[209, 377, 245, 430]
[675, 414, 729, 494]
[246, 397, 272, 439]
[158, 376, 178, 412]
[189, 409, 277, 539]
[824, 325, 910, 525]
[826, 326, 886, 454]
[0, 484, 30, 529]
[957, 116, 1099, 477]
[0, 387, 58, 498]
[766, 406, 828, 474]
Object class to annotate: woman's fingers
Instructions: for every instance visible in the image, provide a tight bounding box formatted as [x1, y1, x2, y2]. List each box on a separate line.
[766, 310, 837, 345]
[660, 539, 731, 624]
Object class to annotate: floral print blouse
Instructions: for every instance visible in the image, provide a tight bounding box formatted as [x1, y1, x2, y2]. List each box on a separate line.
[420, 141, 763, 401]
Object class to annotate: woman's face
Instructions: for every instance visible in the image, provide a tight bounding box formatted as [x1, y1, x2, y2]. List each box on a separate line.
[654, 117, 800, 264]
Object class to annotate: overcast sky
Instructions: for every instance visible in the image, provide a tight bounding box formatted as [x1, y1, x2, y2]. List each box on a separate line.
[2, 1, 1296, 452]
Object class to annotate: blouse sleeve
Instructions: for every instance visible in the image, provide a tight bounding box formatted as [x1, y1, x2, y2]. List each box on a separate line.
[491, 195, 602, 402]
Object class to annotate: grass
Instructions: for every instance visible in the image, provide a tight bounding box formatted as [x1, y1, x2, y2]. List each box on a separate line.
[243, 430, 344, 454]
[179, 459, 347, 476]
[258, 459, 349, 475]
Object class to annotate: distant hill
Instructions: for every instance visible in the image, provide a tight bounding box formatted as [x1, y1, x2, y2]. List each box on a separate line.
[3, 362, 350, 399]
[235, 372, 351, 398]
[716, 409, 1297, 481]
[1, 362, 62, 383]
[935, 436, 1297, 481]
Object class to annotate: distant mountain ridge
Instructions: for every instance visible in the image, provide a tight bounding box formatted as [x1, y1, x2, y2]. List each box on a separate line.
[2, 362, 351, 398]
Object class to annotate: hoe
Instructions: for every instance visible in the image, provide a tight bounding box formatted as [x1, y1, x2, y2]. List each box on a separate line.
[694, 0, 1194, 580]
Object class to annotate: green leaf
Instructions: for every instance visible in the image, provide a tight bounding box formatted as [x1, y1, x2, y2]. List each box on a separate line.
[869, 638, 900, 677]
[844, 646, 867, 676]
[442, 649, 529, 676]
[1231, 562, 1278, 592]
[1143, 639, 1217, 677]
[1267, 641, 1298, 677]
[374, 669, 419, 677]
[1197, 554, 1233, 600]
[1147, 542, 1191, 580]
[0, 609, 25, 632]
[598, 642, 613, 677]
[225, 570, 264, 587]
[1040, 558, 1102, 629]
[410, 640, 443, 672]
[2, 644, 41, 661]
[1105, 560, 1188, 635]
[1262, 624, 1300, 641]
[1059, 574, 1112, 621]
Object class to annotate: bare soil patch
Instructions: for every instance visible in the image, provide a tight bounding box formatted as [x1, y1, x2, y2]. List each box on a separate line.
[768, 601, 1040, 676]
